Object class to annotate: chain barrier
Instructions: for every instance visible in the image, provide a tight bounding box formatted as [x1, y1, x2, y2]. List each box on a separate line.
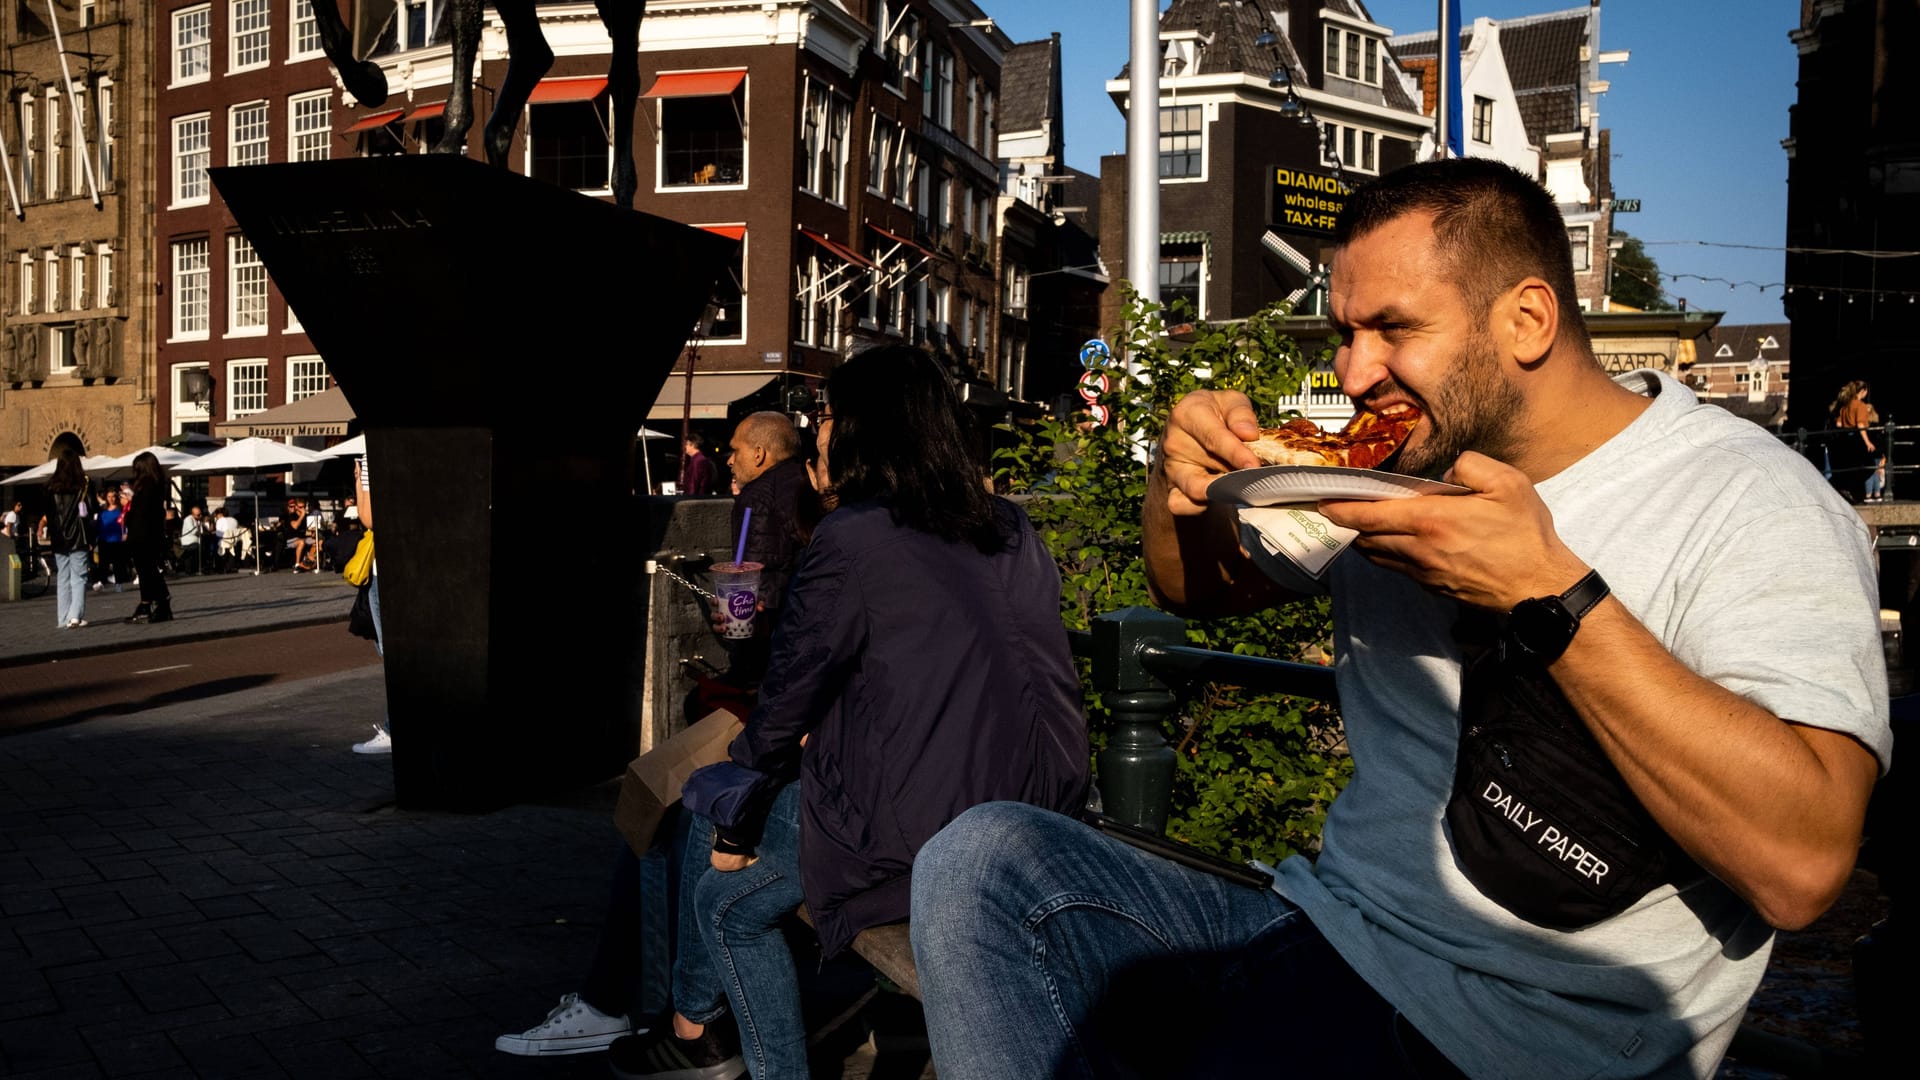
[651, 560, 716, 602]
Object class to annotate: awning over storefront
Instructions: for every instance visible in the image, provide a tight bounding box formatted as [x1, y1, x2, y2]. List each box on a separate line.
[407, 101, 447, 122]
[215, 385, 356, 438]
[647, 373, 778, 421]
[867, 223, 937, 262]
[344, 108, 405, 133]
[528, 76, 609, 105]
[641, 70, 747, 99]
[800, 227, 874, 269]
[702, 224, 747, 241]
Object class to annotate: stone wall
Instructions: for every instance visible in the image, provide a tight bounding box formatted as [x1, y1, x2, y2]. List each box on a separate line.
[635, 496, 739, 753]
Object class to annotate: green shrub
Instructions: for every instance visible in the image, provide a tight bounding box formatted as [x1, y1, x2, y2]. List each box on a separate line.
[998, 287, 1353, 864]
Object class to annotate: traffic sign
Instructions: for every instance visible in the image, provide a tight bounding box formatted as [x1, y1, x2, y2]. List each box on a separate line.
[1077, 371, 1110, 399]
[1614, 199, 1641, 213]
[1079, 339, 1112, 369]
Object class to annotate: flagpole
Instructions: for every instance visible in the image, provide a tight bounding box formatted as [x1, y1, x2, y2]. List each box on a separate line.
[1436, 0, 1463, 160]
[1127, 0, 1160, 312]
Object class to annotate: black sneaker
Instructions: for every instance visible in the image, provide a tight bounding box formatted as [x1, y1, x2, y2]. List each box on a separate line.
[606, 1022, 744, 1080]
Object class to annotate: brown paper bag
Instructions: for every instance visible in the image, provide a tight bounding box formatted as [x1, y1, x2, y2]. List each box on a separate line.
[615, 710, 746, 858]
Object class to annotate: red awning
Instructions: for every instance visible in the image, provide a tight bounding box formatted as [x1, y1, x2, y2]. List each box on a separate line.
[528, 76, 609, 105]
[701, 225, 747, 241]
[343, 108, 405, 133]
[407, 101, 447, 122]
[641, 70, 747, 100]
[799, 227, 875, 269]
[867, 223, 937, 262]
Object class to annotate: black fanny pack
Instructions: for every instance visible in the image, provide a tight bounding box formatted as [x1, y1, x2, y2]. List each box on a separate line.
[1446, 625, 1701, 931]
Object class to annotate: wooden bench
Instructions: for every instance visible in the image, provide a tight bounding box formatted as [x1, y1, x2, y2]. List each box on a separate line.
[795, 907, 920, 1001]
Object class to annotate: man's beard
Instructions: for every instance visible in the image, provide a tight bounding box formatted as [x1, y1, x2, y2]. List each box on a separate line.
[1381, 329, 1523, 480]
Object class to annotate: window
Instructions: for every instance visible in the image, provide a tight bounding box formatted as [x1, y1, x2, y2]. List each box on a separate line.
[1160, 244, 1204, 318]
[792, 254, 842, 350]
[95, 243, 112, 307]
[966, 78, 979, 148]
[231, 102, 270, 167]
[96, 80, 114, 187]
[922, 45, 953, 128]
[228, 359, 270, 416]
[290, 91, 331, 162]
[171, 238, 211, 340]
[68, 83, 88, 195]
[867, 117, 893, 196]
[1321, 121, 1379, 175]
[288, 355, 328, 401]
[173, 113, 211, 205]
[1005, 264, 1029, 311]
[50, 326, 76, 373]
[1568, 225, 1592, 272]
[800, 79, 850, 202]
[81, 0, 97, 26]
[19, 252, 33, 315]
[174, 5, 212, 85]
[983, 92, 995, 153]
[1325, 27, 1382, 86]
[1159, 105, 1202, 179]
[960, 186, 974, 241]
[1472, 96, 1493, 144]
[232, 0, 272, 72]
[708, 238, 745, 341]
[44, 250, 59, 313]
[45, 91, 61, 199]
[893, 134, 914, 205]
[70, 246, 86, 309]
[18, 94, 34, 200]
[530, 98, 610, 190]
[229, 234, 269, 335]
[885, 12, 918, 92]
[933, 174, 952, 236]
[660, 81, 746, 187]
[291, 0, 324, 58]
[173, 363, 213, 436]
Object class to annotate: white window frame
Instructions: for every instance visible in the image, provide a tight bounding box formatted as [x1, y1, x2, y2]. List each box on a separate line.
[50, 325, 77, 374]
[289, 90, 332, 162]
[171, 238, 211, 342]
[68, 81, 88, 196]
[18, 93, 35, 202]
[287, 355, 328, 402]
[172, 112, 212, 207]
[231, 0, 273, 73]
[1471, 95, 1494, 144]
[18, 252, 33, 315]
[172, 362, 213, 435]
[800, 79, 850, 203]
[867, 116, 892, 197]
[173, 5, 213, 87]
[1325, 27, 1382, 87]
[1569, 225, 1593, 273]
[228, 234, 270, 337]
[96, 79, 114, 188]
[95, 243, 113, 308]
[1320, 120, 1381, 176]
[70, 245, 87, 310]
[227, 358, 270, 417]
[1159, 104, 1205, 183]
[45, 90, 61, 200]
[290, 0, 324, 60]
[230, 101, 270, 168]
[44, 250, 60, 314]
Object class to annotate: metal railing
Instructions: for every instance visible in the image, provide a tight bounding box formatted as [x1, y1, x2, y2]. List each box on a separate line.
[1067, 607, 1338, 833]
[1781, 419, 1916, 500]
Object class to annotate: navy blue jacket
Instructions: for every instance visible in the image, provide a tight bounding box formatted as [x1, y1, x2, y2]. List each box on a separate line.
[706, 497, 1088, 957]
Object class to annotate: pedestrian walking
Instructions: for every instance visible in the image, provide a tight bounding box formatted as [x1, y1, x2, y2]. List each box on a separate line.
[350, 454, 393, 755]
[1831, 379, 1880, 502]
[125, 452, 175, 624]
[43, 447, 93, 629]
[679, 435, 716, 496]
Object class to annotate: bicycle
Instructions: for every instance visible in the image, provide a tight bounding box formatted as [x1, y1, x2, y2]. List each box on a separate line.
[15, 550, 55, 599]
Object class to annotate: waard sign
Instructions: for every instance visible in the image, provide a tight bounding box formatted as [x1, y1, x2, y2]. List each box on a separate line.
[1271, 165, 1351, 239]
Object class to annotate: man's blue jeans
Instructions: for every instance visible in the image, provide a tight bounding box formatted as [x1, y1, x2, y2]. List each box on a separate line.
[689, 783, 809, 1079]
[55, 551, 89, 626]
[909, 802, 1464, 1080]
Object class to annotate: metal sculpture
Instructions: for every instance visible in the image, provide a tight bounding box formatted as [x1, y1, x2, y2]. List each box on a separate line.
[306, 1, 645, 208]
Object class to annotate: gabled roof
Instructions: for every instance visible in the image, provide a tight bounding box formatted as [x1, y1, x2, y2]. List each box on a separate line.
[1701, 323, 1793, 365]
[1387, 5, 1591, 149]
[1130, 0, 1418, 114]
[1001, 37, 1057, 135]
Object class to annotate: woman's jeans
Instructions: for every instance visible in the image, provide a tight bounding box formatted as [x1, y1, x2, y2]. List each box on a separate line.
[908, 802, 1465, 1080]
[690, 783, 807, 1078]
[54, 551, 88, 626]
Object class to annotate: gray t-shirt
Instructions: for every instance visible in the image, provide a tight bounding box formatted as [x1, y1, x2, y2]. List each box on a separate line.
[1259, 371, 1890, 1078]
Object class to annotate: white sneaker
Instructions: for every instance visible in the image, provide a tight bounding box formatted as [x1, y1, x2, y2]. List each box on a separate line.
[90, 582, 103, 592]
[351, 726, 392, 754]
[493, 993, 630, 1056]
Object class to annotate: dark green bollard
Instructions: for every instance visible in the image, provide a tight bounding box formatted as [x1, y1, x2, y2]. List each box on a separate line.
[1091, 607, 1183, 834]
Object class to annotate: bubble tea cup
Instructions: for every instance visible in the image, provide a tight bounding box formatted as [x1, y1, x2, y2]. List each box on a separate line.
[711, 561, 763, 639]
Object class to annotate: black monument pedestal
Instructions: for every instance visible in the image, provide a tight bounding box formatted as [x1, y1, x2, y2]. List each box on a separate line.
[213, 157, 734, 810]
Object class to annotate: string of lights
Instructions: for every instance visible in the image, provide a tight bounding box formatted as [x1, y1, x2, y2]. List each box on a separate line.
[1611, 262, 1920, 307]
[1248, 26, 1353, 191]
[1640, 240, 1920, 259]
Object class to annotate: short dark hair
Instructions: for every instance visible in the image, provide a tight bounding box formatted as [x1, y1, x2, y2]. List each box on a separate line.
[826, 346, 1004, 553]
[1335, 158, 1587, 346]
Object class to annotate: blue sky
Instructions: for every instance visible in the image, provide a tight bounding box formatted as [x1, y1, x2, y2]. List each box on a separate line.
[987, 1, 1799, 326]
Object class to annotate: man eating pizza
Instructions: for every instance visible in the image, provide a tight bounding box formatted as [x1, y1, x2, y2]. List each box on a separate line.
[908, 158, 1889, 1078]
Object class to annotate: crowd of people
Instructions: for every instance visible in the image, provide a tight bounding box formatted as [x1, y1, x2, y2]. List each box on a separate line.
[486, 159, 1887, 1080]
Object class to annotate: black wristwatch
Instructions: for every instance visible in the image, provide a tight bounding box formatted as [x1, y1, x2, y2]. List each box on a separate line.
[1503, 569, 1610, 664]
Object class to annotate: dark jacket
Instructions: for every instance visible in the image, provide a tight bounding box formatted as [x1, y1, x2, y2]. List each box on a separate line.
[731, 456, 815, 613]
[702, 497, 1089, 957]
[47, 488, 89, 555]
[680, 450, 716, 496]
[125, 487, 169, 552]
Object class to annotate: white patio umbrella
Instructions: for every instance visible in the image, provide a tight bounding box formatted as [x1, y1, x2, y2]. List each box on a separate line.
[2, 454, 118, 486]
[637, 427, 674, 495]
[90, 444, 217, 482]
[321, 434, 366, 459]
[175, 438, 330, 574]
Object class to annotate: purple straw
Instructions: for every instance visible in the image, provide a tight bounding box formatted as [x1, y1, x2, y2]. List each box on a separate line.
[734, 507, 751, 566]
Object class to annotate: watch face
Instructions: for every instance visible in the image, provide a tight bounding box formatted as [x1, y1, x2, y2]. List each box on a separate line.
[1508, 597, 1579, 662]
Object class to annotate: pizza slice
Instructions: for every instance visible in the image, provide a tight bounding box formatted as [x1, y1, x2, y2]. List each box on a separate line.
[1244, 406, 1423, 471]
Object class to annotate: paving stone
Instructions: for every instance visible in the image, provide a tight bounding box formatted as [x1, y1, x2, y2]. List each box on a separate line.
[121, 968, 218, 1013]
[84, 1029, 188, 1076]
[172, 1033, 286, 1077]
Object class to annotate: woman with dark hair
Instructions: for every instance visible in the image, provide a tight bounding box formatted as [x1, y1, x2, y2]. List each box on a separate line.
[125, 451, 175, 623]
[632, 346, 1088, 1078]
[44, 446, 94, 629]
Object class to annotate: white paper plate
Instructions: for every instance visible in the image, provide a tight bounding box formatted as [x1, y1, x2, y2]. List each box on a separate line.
[1207, 465, 1468, 507]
